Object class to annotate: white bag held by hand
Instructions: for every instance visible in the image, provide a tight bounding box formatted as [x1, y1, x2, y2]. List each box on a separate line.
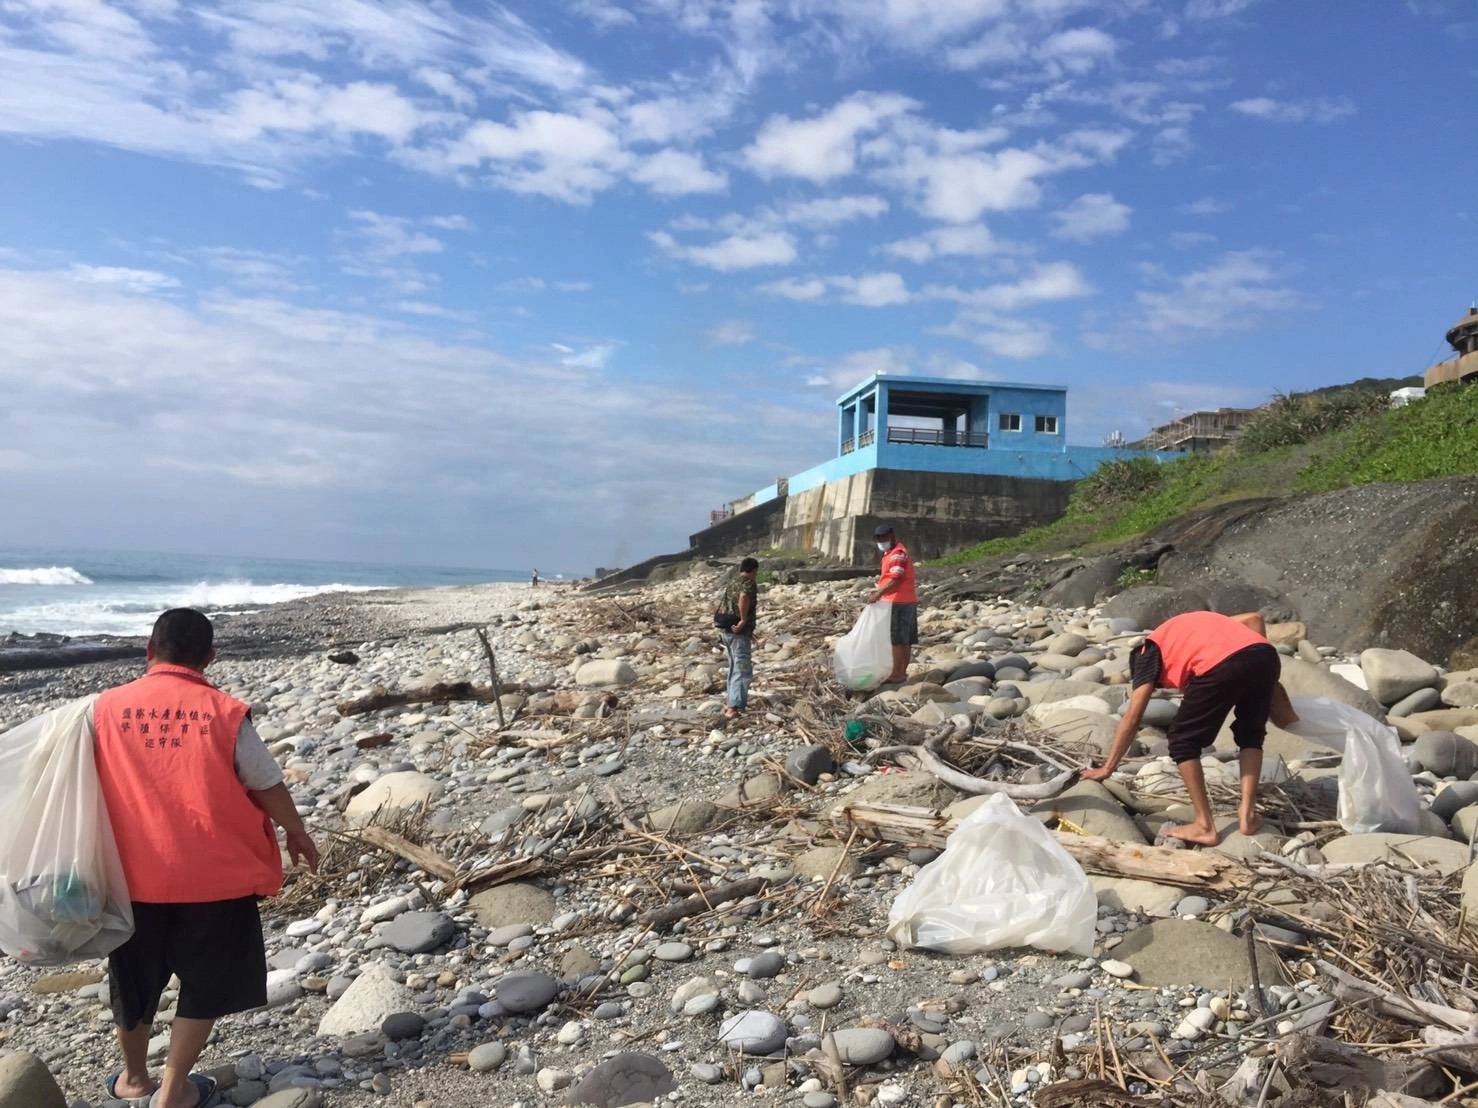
[887, 792, 1097, 956]
[0, 696, 134, 965]
[1285, 696, 1420, 834]
[833, 602, 895, 691]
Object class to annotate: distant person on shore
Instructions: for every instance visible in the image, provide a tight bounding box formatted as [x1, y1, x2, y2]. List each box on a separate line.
[1083, 610, 1298, 846]
[867, 524, 918, 685]
[718, 558, 759, 720]
[531, 568, 540, 588]
[93, 609, 320, 1108]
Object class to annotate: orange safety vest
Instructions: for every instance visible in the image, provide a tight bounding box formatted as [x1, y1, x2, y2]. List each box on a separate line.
[1146, 612, 1268, 691]
[94, 665, 282, 904]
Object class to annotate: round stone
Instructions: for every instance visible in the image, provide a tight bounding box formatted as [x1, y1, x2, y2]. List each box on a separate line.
[807, 983, 843, 1009]
[830, 1027, 895, 1065]
[496, 972, 559, 1014]
[468, 1042, 507, 1073]
[380, 1012, 426, 1040]
[653, 942, 693, 963]
[745, 951, 785, 979]
[717, 1010, 787, 1055]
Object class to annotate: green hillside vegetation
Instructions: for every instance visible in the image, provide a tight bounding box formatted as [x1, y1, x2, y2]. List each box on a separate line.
[941, 379, 1478, 566]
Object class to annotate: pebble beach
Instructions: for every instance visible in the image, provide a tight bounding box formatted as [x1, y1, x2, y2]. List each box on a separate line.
[2, 570, 1478, 1108]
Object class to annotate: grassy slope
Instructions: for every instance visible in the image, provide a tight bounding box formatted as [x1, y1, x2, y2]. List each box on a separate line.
[941, 381, 1478, 567]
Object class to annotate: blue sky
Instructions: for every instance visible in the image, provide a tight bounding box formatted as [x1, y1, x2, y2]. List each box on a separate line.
[1, 0, 1474, 574]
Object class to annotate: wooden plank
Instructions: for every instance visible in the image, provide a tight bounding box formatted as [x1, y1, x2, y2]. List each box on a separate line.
[833, 802, 1249, 890]
[355, 826, 459, 882]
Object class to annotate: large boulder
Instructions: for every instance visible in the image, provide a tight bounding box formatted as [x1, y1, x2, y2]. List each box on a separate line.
[0, 1054, 64, 1108]
[824, 771, 954, 816]
[345, 771, 443, 826]
[1108, 919, 1283, 989]
[1040, 557, 1123, 609]
[1089, 876, 1181, 916]
[467, 883, 557, 929]
[574, 659, 638, 687]
[1100, 587, 1209, 631]
[566, 1053, 676, 1108]
[646, 799, 722, 835]
[1320, 833, 1469, 875]
[1031, 780, 1148, 844]
[318, 963, 414, 1038]
[1412, 732, 1478, 779]
[1360, 649, 1439, 706]
[1278, 657, 1385, 720]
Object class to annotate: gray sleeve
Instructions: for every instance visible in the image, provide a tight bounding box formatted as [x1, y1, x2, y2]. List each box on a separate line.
[235, 717, 285, 791]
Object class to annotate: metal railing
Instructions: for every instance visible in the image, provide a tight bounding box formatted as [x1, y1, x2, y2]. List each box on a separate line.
[858, 429, 875, 447]
[840, 438, 855, 455]
[885, 428, 989, 448]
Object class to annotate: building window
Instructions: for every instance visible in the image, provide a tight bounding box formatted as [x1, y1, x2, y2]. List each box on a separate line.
[1036, 414, 1060, 434]
[998, 413, 1022, 432]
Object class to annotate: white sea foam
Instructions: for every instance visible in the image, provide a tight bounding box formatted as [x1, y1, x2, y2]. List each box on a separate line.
[0, 566, 95, 586]
[1, 581, 381, 637]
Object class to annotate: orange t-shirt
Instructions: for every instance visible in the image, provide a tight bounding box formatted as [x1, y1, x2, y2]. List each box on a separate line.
[1146, 612, 1268, 690]
[879, 542, 918, 604]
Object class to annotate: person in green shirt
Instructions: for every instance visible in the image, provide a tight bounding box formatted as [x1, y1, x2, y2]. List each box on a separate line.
[719, 558, 759, 720]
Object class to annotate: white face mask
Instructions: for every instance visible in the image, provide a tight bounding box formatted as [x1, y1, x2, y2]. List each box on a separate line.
[877, 542, 891, 553]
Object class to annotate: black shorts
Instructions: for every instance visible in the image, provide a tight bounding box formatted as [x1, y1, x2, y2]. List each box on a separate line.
[109, 897, 267, 1029]
[890, 602, 919, 647]
[1166, 643, 1280, 765]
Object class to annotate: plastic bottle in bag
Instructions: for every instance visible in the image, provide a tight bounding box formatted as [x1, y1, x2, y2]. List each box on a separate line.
[0, 696, 135, 965]
[833, 603, 894, 691]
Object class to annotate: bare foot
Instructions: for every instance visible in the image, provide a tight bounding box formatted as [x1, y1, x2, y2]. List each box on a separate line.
[1240, 812, 1264, 836]
[723, 707, 741, 720]
[1163, 822, 1221, 847]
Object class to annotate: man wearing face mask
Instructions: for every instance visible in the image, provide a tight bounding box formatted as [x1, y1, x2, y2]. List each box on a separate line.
[866, 524, 917, 685]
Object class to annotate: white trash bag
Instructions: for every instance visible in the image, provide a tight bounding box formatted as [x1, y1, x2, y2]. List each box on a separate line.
[0, 696, 134, 965]
[833, 602, 894, 691]
[887, 792, 1097, 956]
[1284, 696, 1420, 835]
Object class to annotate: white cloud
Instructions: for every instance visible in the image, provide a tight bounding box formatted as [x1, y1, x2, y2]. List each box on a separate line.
[66, 265, 181, 294]
[770, 195, 890, 226]
[743, 92, 916, 182]
[1180, 196, 1229, 216]
[1229, 96, 1356, 124]
[573, 0, 638, 29]
[1169, 230, 1217, 250]
[650, 230, 798, 271]
[1136, 250, 1299, 337]
[426, 214, 472, 231]
[413, 67, 477, 109]
[557, 342, 617, 369]
[832, 272, 912, 307]
[1184, 0, 1262, 19]
[758, 276, 828, 301]
[1037, 27, 1118, 74]
[707, 320, 756, 346]
[927, 261, 1093, 311]
[883, 224, 1006, 263]
[939, 316, 1054, 359]
[423, 108, 629, 203]
[347, 210, 445, 259]
[1051, 192, 1131, 241]
[758, 272, 911, 306]
[629, 149, 728, 195]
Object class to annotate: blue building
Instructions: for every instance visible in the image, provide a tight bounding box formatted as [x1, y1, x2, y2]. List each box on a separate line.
[701, 373, 1175, 565]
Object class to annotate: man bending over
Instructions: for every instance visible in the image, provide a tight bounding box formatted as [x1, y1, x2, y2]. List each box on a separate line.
[1083, 610, 1297, 846]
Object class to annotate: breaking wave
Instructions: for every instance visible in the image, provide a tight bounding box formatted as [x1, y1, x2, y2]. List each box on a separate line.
[0, 566, 95, 586]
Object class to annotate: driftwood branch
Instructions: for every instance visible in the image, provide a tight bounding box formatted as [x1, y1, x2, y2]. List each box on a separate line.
[475, 627, 507, 729]
[637, 877, 770, 930]
[861, 716, 1078, 800]
[353, 826, 459, 882]
[336, 680, 526, 717]
[1316, 959, 1477, 1033]
[835, 802, 1252, 890]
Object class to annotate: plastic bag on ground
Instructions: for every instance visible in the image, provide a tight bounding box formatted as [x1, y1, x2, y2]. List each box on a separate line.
[0, 696, 134, 965]
[886, 792, 1097, 956]
[832, 602, 894, 691]
[1284, 695, 1420, 834]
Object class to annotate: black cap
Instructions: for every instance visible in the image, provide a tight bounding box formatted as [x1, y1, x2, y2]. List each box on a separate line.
[873, 524, 894, 538]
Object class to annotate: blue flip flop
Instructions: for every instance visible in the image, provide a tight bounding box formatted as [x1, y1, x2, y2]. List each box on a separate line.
[147, 1074, 218, 1108]
[103, 1071, 154, 1103]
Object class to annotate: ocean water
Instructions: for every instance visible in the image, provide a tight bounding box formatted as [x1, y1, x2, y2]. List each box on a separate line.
[0, 547, 534, 638]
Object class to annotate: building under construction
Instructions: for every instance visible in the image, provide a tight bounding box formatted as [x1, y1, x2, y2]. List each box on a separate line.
[1138, 407, 1257, 453]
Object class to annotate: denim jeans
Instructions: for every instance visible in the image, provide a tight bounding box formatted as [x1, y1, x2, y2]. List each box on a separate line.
[721, 631, 753, 710]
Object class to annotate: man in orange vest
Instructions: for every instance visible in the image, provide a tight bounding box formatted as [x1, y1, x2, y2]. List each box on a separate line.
[867, 524, 918, 685]
[1083, 610, 1297, 846]
[94, 609, 319, 1108]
